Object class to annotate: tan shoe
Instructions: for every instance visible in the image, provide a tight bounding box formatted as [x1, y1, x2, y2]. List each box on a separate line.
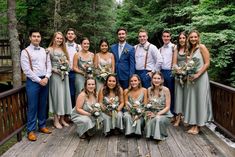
[28, 132, 37, 141]
[39, 127, 52, 134]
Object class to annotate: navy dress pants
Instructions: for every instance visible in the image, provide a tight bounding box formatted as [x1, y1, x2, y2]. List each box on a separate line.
[26, 77, 49, 133]
[161, 69, 176, 116]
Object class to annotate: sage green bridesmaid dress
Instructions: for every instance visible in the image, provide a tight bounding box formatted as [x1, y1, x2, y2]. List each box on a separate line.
[174, 52, 186, 114]
[49, 50, 72, 115]
[123, 92, 144, 135]
[75, 57, 93, 98]
[71, 99, 103, 137]
[101, 96, 124, 134]
[183, 47, 213, 126]
[145, 89, 173, 140]
[96, 53, 112, 91]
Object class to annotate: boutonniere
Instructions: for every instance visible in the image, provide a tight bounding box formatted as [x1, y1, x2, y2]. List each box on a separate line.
[123, 48, 129, 54]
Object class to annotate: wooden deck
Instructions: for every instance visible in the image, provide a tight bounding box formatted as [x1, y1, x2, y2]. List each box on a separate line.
[2, 119, 235, 157]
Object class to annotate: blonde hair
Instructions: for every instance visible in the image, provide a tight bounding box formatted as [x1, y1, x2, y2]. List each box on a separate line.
[49, 31, 69, 61]
[187, 30, 200, 54]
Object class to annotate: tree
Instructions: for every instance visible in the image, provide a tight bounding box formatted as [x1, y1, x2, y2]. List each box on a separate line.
[7, 0, 21, 87]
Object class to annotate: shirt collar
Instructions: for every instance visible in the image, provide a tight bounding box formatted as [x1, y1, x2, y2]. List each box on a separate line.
[29, 43, 40, 49]
[119, 41, 126, 47]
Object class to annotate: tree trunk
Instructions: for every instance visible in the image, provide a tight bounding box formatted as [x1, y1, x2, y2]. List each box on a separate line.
[7, 0, 22, 87]
[54, 0, 61, 31]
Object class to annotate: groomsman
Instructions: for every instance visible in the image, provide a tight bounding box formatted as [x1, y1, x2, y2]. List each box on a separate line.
[111, 27, 135, 89]
[135, 28, 163, 88]
[21, 29, 52, 141]
[160, 30, 176, 116]
[65, 28, 81, 107]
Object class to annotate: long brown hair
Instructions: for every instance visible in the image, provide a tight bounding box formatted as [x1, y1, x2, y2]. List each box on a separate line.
[83, 77, 97, 98]
[176, 31, 188, 61]
[125, 74, 142, 96]
[150, 71, 164, 97]
[103, 74, 121, 97]
[49, 31, 70, 61]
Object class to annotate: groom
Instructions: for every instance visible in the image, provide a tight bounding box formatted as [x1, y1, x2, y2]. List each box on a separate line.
[111, 27, 135, 89]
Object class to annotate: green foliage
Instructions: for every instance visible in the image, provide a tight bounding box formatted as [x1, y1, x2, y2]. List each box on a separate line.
[116, 0, 235, 87]
[2, 0, 235, 87]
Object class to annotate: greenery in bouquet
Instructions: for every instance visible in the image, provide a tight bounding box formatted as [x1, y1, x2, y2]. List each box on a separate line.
[58, 56, 70, 80]
[186, 57, 200, 84]
[83, 61, 94, 78]
[128, 101, 143, 127]
[95, 64, 112, 82]
[172, 63, 187, 87]
[144, 98, 161, 121]
[87, 103, 102, 129]
[104, 97, 119, 127]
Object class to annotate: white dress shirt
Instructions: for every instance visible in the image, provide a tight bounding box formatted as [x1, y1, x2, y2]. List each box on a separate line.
[66, 42, 81, 69]
[21, 44, 52, 83]
[160, 42, 175, 70]
[135, 42, 163, 72]
[118, 42, 126, 58]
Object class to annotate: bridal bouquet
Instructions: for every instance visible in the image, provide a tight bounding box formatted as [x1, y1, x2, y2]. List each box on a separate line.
[95, 64, 112, 82]
[185, 57, 200, 84]
[58, 56, 70, 80]
[83, 61, 94, 78]
[87, 103, 102, 129]
[172, 63, 187, 87]
[128, 101, 143, 127]
[105, 97, 119, 127]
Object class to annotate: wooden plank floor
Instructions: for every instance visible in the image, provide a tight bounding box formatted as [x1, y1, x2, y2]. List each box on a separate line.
[2, 120, 235, 157]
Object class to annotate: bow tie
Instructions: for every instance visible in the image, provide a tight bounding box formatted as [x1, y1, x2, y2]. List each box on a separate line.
[139, 44, 145, 47]
[34, 47, 40, 50]
[163, 45, 169, 48]
[68, 43, 74, 47]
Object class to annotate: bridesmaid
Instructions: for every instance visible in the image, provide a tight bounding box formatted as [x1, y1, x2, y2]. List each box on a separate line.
[123, 74, 147, 136]
[48, 32, 72, 129]
[172, 32, 187, 126]
[145, 71, 173, 141]
[184, 30, 213, 134]
[71, 77, 102, 138]
[98, 74, 124, 136]
[73, 37, 94, 98]
[94, 39, 115, 91]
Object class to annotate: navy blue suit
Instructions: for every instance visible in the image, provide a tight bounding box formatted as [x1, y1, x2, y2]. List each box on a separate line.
[111, 43, 135, 89]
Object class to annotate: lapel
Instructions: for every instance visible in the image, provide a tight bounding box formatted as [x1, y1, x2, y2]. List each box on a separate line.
[113, 44, 119, 61]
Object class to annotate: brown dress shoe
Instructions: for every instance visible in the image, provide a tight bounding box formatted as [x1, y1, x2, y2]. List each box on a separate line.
[39, 127, 52, 134]
[28, 132, 37, 141]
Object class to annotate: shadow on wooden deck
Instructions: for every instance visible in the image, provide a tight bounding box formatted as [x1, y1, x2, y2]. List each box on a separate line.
[2, 119, 235, 157]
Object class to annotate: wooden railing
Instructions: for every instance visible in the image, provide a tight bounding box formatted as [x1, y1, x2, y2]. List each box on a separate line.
[0, 81, 235, 145]
[0, 85, 27, 145]
[210, 81, 235, 141]
[0, 39, 11, 67]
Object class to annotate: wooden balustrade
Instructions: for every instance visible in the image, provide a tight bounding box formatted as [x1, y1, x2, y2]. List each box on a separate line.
[0, 81, 235, 145]
[0, 39, 11, 67]
[0, 85, 27, 145]
[210, 81, 235, 141]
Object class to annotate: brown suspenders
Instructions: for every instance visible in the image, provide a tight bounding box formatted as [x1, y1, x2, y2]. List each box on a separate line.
[24, 48, 48, 71]
[135, 44, 151, 69]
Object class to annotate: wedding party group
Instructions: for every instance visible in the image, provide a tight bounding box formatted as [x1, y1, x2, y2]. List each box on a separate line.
[20, 27, 213, 142]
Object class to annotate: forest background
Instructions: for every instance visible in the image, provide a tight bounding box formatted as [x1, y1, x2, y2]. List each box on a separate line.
[0, 0, 235, 87]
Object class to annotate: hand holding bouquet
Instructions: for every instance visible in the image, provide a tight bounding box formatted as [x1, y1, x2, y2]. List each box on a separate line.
[58, 56, 70, 80]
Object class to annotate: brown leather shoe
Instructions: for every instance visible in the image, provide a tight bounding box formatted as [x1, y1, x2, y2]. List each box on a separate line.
[39, 127, 52, 134]
[28, 132, 37, 141]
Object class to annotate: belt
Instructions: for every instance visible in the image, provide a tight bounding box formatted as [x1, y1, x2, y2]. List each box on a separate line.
[39, 76, 46, 79]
